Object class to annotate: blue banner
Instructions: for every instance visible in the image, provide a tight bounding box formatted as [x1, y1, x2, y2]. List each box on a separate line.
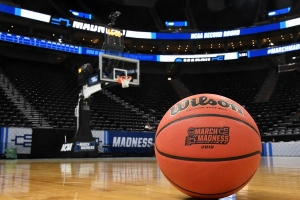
[0, 32, 81, 54]
[268, 7, 290, 17]
[70, 10, 92, 20]
[165, 21, 188, 27]
[0, 3, 16, 15]
[1, 2, 300, 40]
[103, 131, 155, 153]
[0, 127, 8, 154]
[1, 31, 300, 62]
[248, 43, 300, 58]
[240, 22, 285, 35]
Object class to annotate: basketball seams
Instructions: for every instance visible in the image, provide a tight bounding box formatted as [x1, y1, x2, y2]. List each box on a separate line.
[156, 114, 260, 139]
[161, 167, 257, 197]
[155, 145, 261, 162]
[155, 95, 261, 198]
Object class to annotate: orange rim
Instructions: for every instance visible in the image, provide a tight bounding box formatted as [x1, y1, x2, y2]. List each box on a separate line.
[118, 76, 132, 84]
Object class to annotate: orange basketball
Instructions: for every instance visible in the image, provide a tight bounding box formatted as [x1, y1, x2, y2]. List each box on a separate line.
[155, 94, 261, 199]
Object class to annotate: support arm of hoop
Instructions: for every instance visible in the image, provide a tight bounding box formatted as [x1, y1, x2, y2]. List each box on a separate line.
[75, 101, 79, 131]
[82, 83, 102, 99]
[74, 83, 102, 131]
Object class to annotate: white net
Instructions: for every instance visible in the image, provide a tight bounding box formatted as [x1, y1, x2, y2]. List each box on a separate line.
[119, 76, 132, 88]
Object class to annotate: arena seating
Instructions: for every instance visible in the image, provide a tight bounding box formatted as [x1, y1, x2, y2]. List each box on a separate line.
[0, 57, 180, 131]
[90, 90, 152, 131]
[251, 71, 300, 137]
[180, 67, 300, 140]
[180, 68, 270, 105]
[0, 86, 31, 127]
[1, 55, 300, 140]
[106, 73, 181, 130]
[0, 56, 79, 129]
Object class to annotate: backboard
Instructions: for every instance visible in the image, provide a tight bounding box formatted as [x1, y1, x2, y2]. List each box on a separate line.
[99, 54, 140, 86]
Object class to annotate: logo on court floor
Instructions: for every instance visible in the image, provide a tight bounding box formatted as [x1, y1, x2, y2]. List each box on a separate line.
[185, 127, 230, 146]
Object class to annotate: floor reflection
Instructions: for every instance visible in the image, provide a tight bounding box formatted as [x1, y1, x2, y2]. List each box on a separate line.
[0, 157, 300, 199]
[0, 160, 30, 194]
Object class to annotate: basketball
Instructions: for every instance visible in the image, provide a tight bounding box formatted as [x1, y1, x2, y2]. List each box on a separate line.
[155, 94, 261, 199]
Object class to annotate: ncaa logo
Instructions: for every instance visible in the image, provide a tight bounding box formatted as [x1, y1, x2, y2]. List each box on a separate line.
[61, 143, 73, 152]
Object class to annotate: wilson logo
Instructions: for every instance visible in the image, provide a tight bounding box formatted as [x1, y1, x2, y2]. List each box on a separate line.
[185, 127, 230, 146]
[170, 96, 244, 116]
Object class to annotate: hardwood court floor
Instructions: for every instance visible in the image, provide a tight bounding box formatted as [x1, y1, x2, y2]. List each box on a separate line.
[0, 157, 300, 200]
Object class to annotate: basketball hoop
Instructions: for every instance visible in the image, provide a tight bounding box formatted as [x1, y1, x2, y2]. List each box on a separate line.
[118, 76, 132, 88]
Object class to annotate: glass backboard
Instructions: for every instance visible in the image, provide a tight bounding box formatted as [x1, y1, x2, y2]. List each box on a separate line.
[99, 54, 140, 86]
